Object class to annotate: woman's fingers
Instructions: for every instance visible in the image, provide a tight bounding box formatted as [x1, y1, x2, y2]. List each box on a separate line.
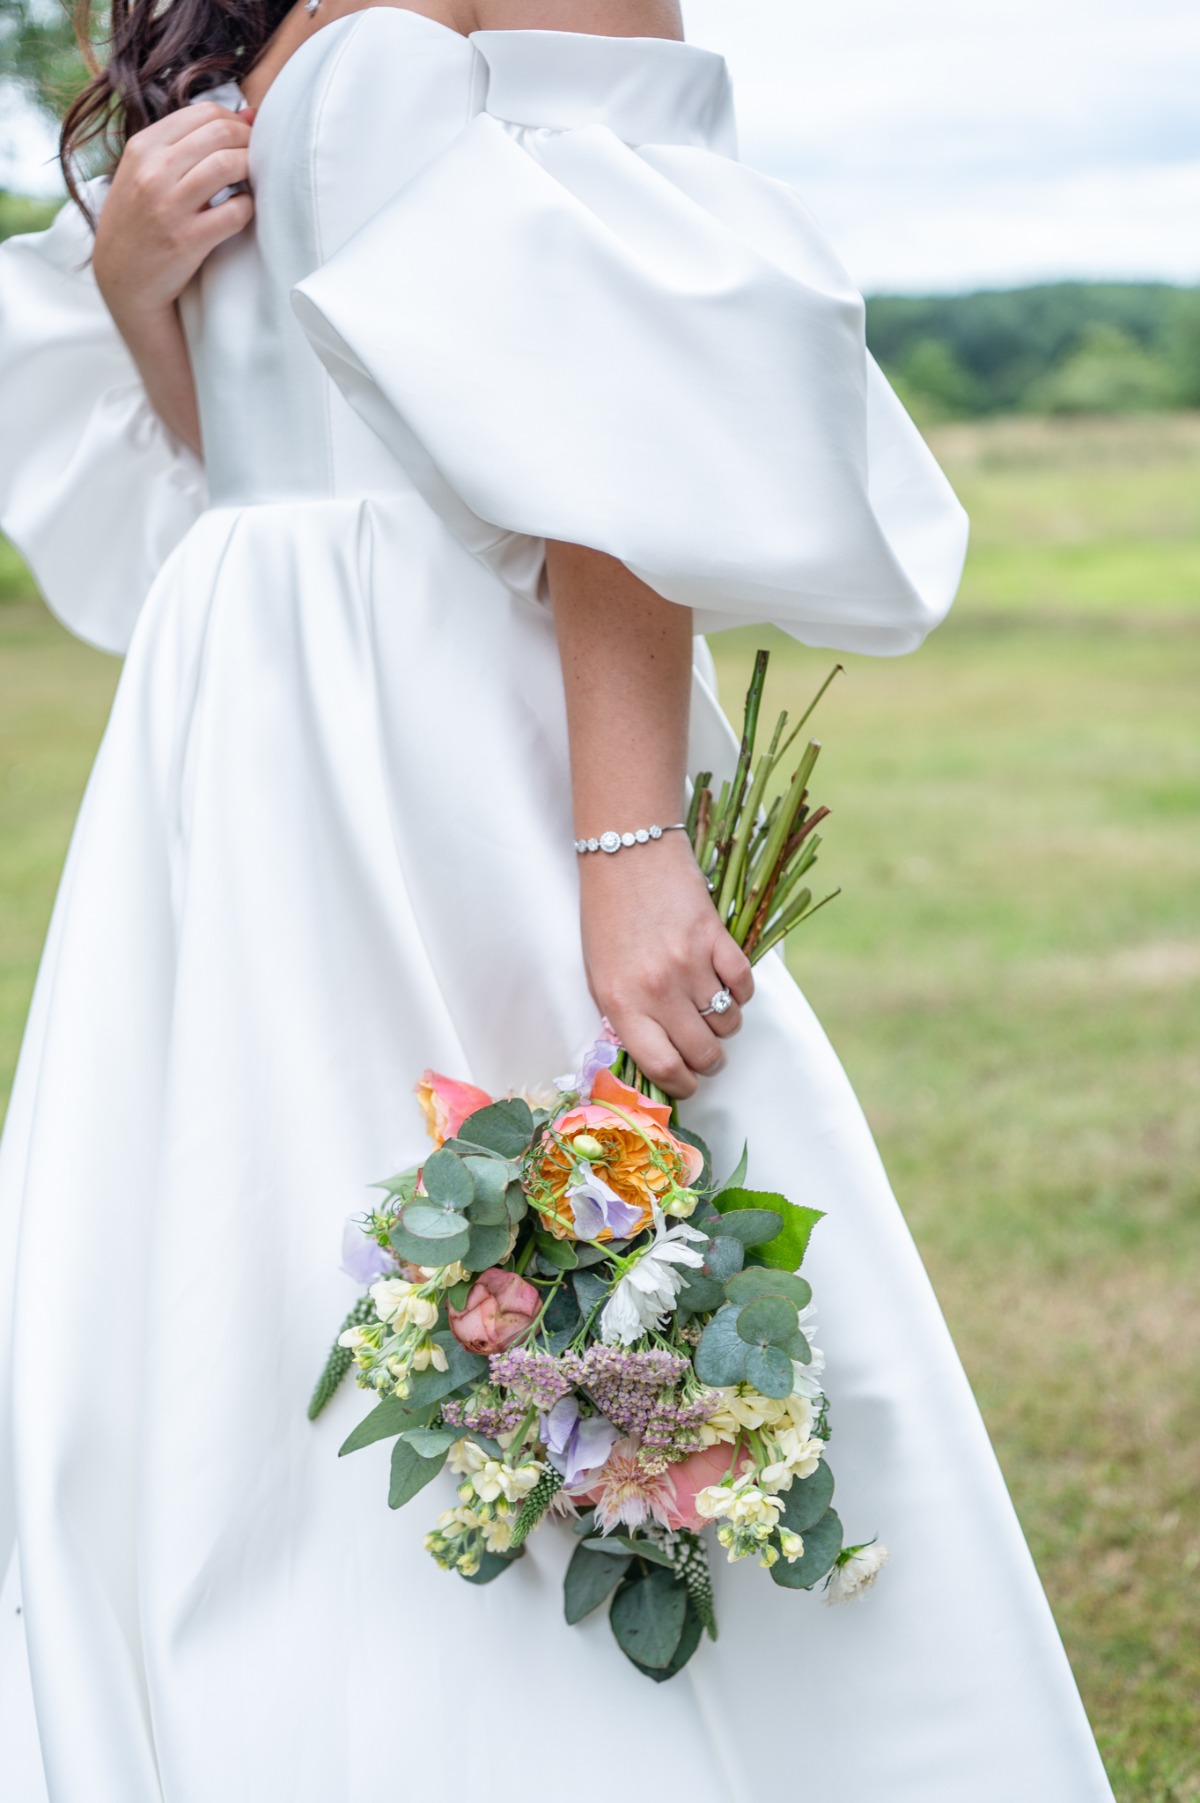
[168, 113, 253, 182]
[616, 1014, 698, 1100]
[712, 934, 754, 1007]
[177, 146, 252, 211]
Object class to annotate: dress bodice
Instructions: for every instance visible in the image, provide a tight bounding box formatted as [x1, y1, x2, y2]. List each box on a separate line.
[181, 11, 477, 507]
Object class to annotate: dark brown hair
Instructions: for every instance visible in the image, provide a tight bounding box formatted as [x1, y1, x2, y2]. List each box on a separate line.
[60, 0, 292, 210]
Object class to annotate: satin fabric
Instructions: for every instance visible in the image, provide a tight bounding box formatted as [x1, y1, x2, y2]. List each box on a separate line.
[0, 13, 1111, 1800]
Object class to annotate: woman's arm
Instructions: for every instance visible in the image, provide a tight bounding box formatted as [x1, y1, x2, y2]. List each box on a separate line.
[92, 102, 255, 455]
[545, 548, 753, 1100]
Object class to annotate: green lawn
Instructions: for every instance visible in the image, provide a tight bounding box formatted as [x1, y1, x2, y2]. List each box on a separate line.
[2, 413, 1199, 1798]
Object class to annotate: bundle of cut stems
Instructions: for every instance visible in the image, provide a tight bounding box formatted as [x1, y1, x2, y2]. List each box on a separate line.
[616, 649, 840, 1101]
[688, 649, 841, 962]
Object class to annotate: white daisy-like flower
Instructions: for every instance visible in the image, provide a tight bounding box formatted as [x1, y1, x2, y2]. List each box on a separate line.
[598, 1208, 707, 1345]
[825, 1542, 889, 1604]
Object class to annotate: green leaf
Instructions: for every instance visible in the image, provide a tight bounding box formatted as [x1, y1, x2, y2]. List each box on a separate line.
[725, 1267, 812, 1309]
[371, 1168, 419, 1200]
[769, 1507, 843, 1590]
[400, 1425, 461, 1457]
[572, 1240, 611, 1268]
[572, 1269, 611, 1320]
[463, 1222, 514, 1272]
[627, 1600, 704, 1683]
[582, 1535, 675, 1567]
[736, 1295, 798, 1348]
[447, 1279, 473, 1310]
[534, 1235, 578, 1271]
[402, 1202, 470, 1241]
[451, 1099, 535, 1160]
[463, 1157, 510, 1224]
[778, 1459, 835, 1535]
[460, 1549, 523, 1585]
[786, 1329, 812, 1365]
[713, 1189, 824, 1272]
[694, 1305, 750, 1387]
[675, 1272, 728, 1317]
[710, 1207, 784, 1249]
[610, 1568, 689, 1670]
[338, 1395, 429, 1457]
[388, 1437, 449, 1509]
[542, 1285, 581, 1352]
[420, 1149, 475, 1211]
[389, 1221, 471, 1268]
[503, 1181, 528, 1225]
[700, 1234, 743, 1284]
[564, 1542, 627, 1623]
[744, 1343, 795, 1398]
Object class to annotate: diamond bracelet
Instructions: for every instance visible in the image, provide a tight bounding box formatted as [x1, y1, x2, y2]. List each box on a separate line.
[574, 823, 688, 855]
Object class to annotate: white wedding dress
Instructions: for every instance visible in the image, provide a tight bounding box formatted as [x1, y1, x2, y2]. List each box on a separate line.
[0, 15, 1114, 1801]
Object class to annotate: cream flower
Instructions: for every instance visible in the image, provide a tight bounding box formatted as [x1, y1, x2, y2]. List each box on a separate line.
[825, 1542, 889, 1604]
[337, 1325, 371, 1352]
[779, 1528, 805, 1563]
[369, 1276, 438, 1331]
[409, 1338, 448, 1374]
[760, 1429, 825, 1493]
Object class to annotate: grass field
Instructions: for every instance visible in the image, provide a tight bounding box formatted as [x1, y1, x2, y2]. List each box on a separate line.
[2, 414, 1198, 1796]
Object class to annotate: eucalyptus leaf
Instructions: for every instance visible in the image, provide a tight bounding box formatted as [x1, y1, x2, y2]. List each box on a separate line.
[446, 1279, 472, 1310]
[778, 1459, 835, 1535]
[725, 1267, 812, 1309]
[452, 1098, 536, 1160]
[736, 1295, 798, 1348]
[786, 1329, 812, 1365]
[389, 1221, 470, 1268]
[627, 1600, 704, 1683]
[463, 1157, 509, 1224]
[503, 1182, 528, 1225]
[769, 1507, 843, 1590]
[694, 1305, 750, 1387]
[675, 1272, 728, 1317]
[744, 1343, 795, 1399]
[700, 1234, 743, 1284]
[463, 1222, 514, 1272]
[421, 1149, 475, 1212]
[564, 1542, 626, 1623]
[402, 1202, 470, 1240]
[572, 1241, 611, 1268]
[388, 1437, 449, 1509]
[610, 1568, 689, 1670]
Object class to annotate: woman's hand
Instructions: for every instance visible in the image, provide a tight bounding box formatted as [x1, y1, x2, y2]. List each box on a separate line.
[93, 103, 255, 453]
[579, 831, 753, 1098]
[546, 539, 754, 1100]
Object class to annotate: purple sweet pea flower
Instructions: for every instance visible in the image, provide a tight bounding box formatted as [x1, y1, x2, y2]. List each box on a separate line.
[542, 1395, 621, 1487]
[555, 1025, 621, 1099]
[567, 1164, 644, 1241]
[340, 1217, 396, 1285]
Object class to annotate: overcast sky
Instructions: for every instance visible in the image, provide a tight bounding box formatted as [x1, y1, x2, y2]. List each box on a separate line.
[3, 0, 1196, 294]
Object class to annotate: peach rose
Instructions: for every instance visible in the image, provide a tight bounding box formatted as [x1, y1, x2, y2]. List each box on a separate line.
[447, 1269, 541, 1355]
[415, 1070, 493, 1149]
[531, 1067, 705, 1240]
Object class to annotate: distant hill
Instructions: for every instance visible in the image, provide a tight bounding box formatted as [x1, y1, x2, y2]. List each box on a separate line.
[867, 283, 1200, 420]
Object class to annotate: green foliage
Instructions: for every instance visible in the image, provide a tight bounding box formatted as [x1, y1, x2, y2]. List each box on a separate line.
[712, 1186, 823, 1271]
[769, 1507, 843, 1590]
[387, 1436, 448, 1509]
[0, 0, 92, 123]
[0, 188, 58, 242]
[563, 1541, 626, 1624]
[778, 1460, 836, 1535]
[609, 1566, 689, 1671]
[867, 281, 1200, 418]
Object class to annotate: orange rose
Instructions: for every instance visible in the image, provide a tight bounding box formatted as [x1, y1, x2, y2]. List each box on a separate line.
[415, 1070, 493, 1149]
[531, 1067, 704, 1240]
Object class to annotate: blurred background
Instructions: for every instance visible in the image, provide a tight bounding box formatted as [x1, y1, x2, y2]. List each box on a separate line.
[1, 1, 1197, 1795]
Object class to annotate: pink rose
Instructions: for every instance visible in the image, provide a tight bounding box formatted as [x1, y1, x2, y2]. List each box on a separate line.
[663, 1441, 748, 1531]
[415, 1070, 493, 1149]
[447, 1269, 541, 1356]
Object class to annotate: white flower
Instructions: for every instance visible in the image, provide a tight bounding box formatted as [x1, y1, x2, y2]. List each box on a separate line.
[825, 1542, 889, 1604]
[598, 1208, 707, 1346]
[409, 1338, 448, 1374]
[337, 1325, 370, 1352]
[779, 1528, 805, 1563]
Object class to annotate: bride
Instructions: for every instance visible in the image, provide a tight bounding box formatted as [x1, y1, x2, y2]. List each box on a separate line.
[0, 0, 1115, 1797]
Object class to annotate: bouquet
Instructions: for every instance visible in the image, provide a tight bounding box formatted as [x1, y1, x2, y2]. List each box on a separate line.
[310, 652, 887, 1679]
